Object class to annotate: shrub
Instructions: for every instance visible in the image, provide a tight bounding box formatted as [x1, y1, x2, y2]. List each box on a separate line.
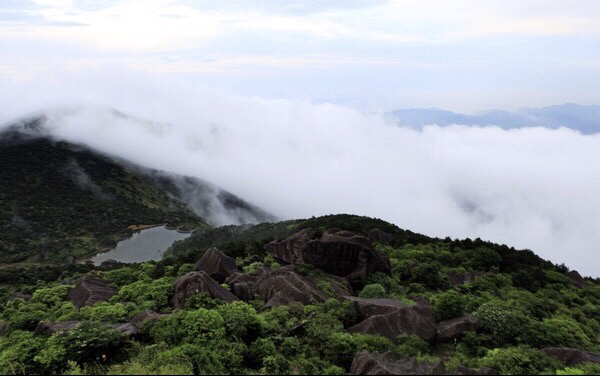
[433, 290, 465, 321]
[480, 346, 558, 375]
[149, 308, 225, 346]
[217, 301, 264, 342]
[474, 301, 529, 345]
[358, 284, 387, 299]
[526, 316, 592, 348]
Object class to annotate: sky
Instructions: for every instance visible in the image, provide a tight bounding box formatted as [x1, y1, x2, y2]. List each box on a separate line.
[1, 0, 600, 111]
[1, 1, 600, 277]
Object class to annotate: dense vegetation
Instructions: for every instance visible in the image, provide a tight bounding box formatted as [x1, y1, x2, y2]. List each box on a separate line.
[1, 214, 598, 375]
[0, 130, 207, 263]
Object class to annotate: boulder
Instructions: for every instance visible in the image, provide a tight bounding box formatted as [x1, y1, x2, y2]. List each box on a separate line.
[130, 310, 166, 329]
[543, 347, 600, 366]
[453, 366, 497, 375]
[195, 247, 239, 283]
[348, 302, 436, 342]
[254, 265, 351, 308]
[436, 314, 478, 342]
[343, 296, 410, 319]
[266, 228, 390, 285]
[113, 323, 137, 336]
[34, 321, 138, 336]
[100, 259, 121, 268]
[446, 271, 484, 286]
[0, 321, 8, 336]
[566, 271, 587, 289]
[368, 228, 395, 245]
[67, 276, 117, 308]
[350, 351, 445, 375]
[225, 272, 257, 301]
[8, 292, 32, 301]
[171, 271, 238, 308]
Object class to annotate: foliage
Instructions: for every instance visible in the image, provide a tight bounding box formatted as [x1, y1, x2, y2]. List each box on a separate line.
[358, 283, 387, 298]
[433, 290, 466, 321]
[480, 346, 559, 375]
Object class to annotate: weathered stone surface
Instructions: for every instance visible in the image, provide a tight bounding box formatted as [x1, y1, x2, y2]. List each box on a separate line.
[195, 247, 239, 283]
[254, 265, 351, 308]
[566, 271, 588, 289]
[266, 228, 391, 284]
[67, 276, 117, 308]
[446, 271, 484, 286]
[368, 228, 395, 245]
[34, 321, 138, 336]
[130, 310, 166, 329]
[100, 259, 121, 268]
[343, 296, 409, 319]
[543, 347, 600, 366]
[8, 292, 31, 301]
[0, 321, 8, 336]
[350, 351, 445, 375]
[436, 314, 478, 342]
[348, 302, 436, 342]
[113, 323, 137, 336]
[453, 366, 497, 375]
[171, 271, 238, 308]
[225, 272, 257, 301]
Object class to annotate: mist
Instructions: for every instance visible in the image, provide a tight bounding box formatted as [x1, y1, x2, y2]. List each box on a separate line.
[1, 72, 599, 277]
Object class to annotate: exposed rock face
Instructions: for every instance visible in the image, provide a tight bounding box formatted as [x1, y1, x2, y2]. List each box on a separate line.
[543, 348, 600, 366]
[350, 351, 445, 375]
[100, 259, 121, 268]
[67, 276, 117, 308]
[8, 292, 32, 301]
[436, 314, 478, 342]
[368, 228, 395, 245]
[348, 300, 436, 342]
[343, 296, 409, 318]
[349, 351, 496, 375]
[254, 265, 351, 308]
[34, 321, 137, 336]
[566, 271, 587, 288]
[266, 228, 391, 284]
[446, 271, 484, 286]
[130, 310, 166, 329]
[195, 247, 239, 283]
[171, 271, 238, 308]
[0, 321, 8, 335]
[225, 272, 257, 301]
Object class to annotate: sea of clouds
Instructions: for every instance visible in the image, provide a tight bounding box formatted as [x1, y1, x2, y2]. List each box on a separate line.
[1, 69, 599, 277]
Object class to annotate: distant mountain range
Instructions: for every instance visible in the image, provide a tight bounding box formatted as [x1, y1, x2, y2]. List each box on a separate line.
[387, 103, 600, 134]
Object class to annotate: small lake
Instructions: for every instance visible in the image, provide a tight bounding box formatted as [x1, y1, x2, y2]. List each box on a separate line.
[90, 226, 191, 265]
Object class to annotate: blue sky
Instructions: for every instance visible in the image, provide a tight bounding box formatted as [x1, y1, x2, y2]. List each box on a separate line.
[1, 0, 600, 111]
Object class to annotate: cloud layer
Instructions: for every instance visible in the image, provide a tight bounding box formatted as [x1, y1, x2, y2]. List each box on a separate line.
[2, 72, 599, 277]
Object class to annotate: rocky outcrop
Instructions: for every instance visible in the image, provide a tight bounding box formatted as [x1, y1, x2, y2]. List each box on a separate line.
[446, 271, 484, 286]
[543, 347, 600, 366]
[195, 247, 239, 283]
[368, 228, 395, 245]
[349, 351, 445, 375]
[566, 271, 587, 288]
[100, 259, 121, 268]
[266, 228, 391, 285]
[254, 265, 351, 308]
[0, 321, 8, 336]
[130, 310, 166, 329]
[349, 351, 496, 375]
[34, 321, 137, 336]
[67, 276, 117, 308]
[8, 292, 31, 301]
[171, 271, 238, 308]
[225, 272, 257, 301]
[348, 300, 436, 342]
[436, 314, 478, 342]
[343, 296, 409, 318]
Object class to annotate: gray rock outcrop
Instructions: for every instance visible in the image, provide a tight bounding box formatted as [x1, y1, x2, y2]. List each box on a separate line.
[350, 351, 445, 375]
[171, 271, 238, 308]
[225, 272, 257, 301]
[543, 347, 600, 366]
[195, 247, 239, 283]
[436, 314, 478, 342]
[66, 276, 117, 308]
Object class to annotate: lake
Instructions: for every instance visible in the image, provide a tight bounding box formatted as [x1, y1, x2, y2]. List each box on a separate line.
[90, 226, 191, 265]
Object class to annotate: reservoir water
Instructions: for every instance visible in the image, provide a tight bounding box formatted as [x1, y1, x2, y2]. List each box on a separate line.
[90, 226, 191, 265]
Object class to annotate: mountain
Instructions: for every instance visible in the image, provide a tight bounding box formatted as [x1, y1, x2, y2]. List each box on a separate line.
[388, 103, 600, 134]
[0, 114, 275, 263]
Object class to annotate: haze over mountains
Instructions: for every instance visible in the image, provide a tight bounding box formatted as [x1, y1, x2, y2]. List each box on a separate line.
[388, 103, 600, 134]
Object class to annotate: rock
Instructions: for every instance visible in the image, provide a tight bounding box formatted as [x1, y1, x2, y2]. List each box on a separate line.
[566, 271, 588, 289]
[171, 271, 238, 308]
[195, 247, 239, 283]
[543, 347, 600, 366]
[225, 272, 257, 301]
[8, 292, 31, 301]
[34, 321, 81, 336]
[453, 366, 497, 375]
[349, 351, 445, 375]
[368, 228, 395, 245]
[67, 276, 117, 308]
[446, 271, 484, 286]
[0, 321, 8, 336]
[436, 314, 479, 342]
[130, 310, 166, 329]
[343, 296, 410, 318]
[113, 323, 137, 336]
[100, 259, 121, 268]
[266, 228, 391, 285]
[348, 302, 436, 342]
[254, 265, 351, 308]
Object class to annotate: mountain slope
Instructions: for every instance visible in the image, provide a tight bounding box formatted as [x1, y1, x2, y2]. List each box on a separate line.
[0, 116, 274, 263]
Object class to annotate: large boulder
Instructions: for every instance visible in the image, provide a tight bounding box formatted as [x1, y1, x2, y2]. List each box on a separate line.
[566, 271, 587, 289]
[543, 348, 600, 366]
[348, 301, 436, 342]
[343, 296, 409, 318]
[0, 321, 8, 336]
[225, 272, 257, 301]
[130, 310, 166, 330]
[350, 351, 445, 375]
[254, 265, 351, 308]
[171, 271, 238, 309]
[8, 292, 32, 301]
[67, 276, 117, 308]
[368, 228, 395, 245]
[195, 247, 239, 283]
[446, 271, 484, 286]
[266, 228, 390, 285]
[436, 314, 478, 342]
[349, 351, 496, 375]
